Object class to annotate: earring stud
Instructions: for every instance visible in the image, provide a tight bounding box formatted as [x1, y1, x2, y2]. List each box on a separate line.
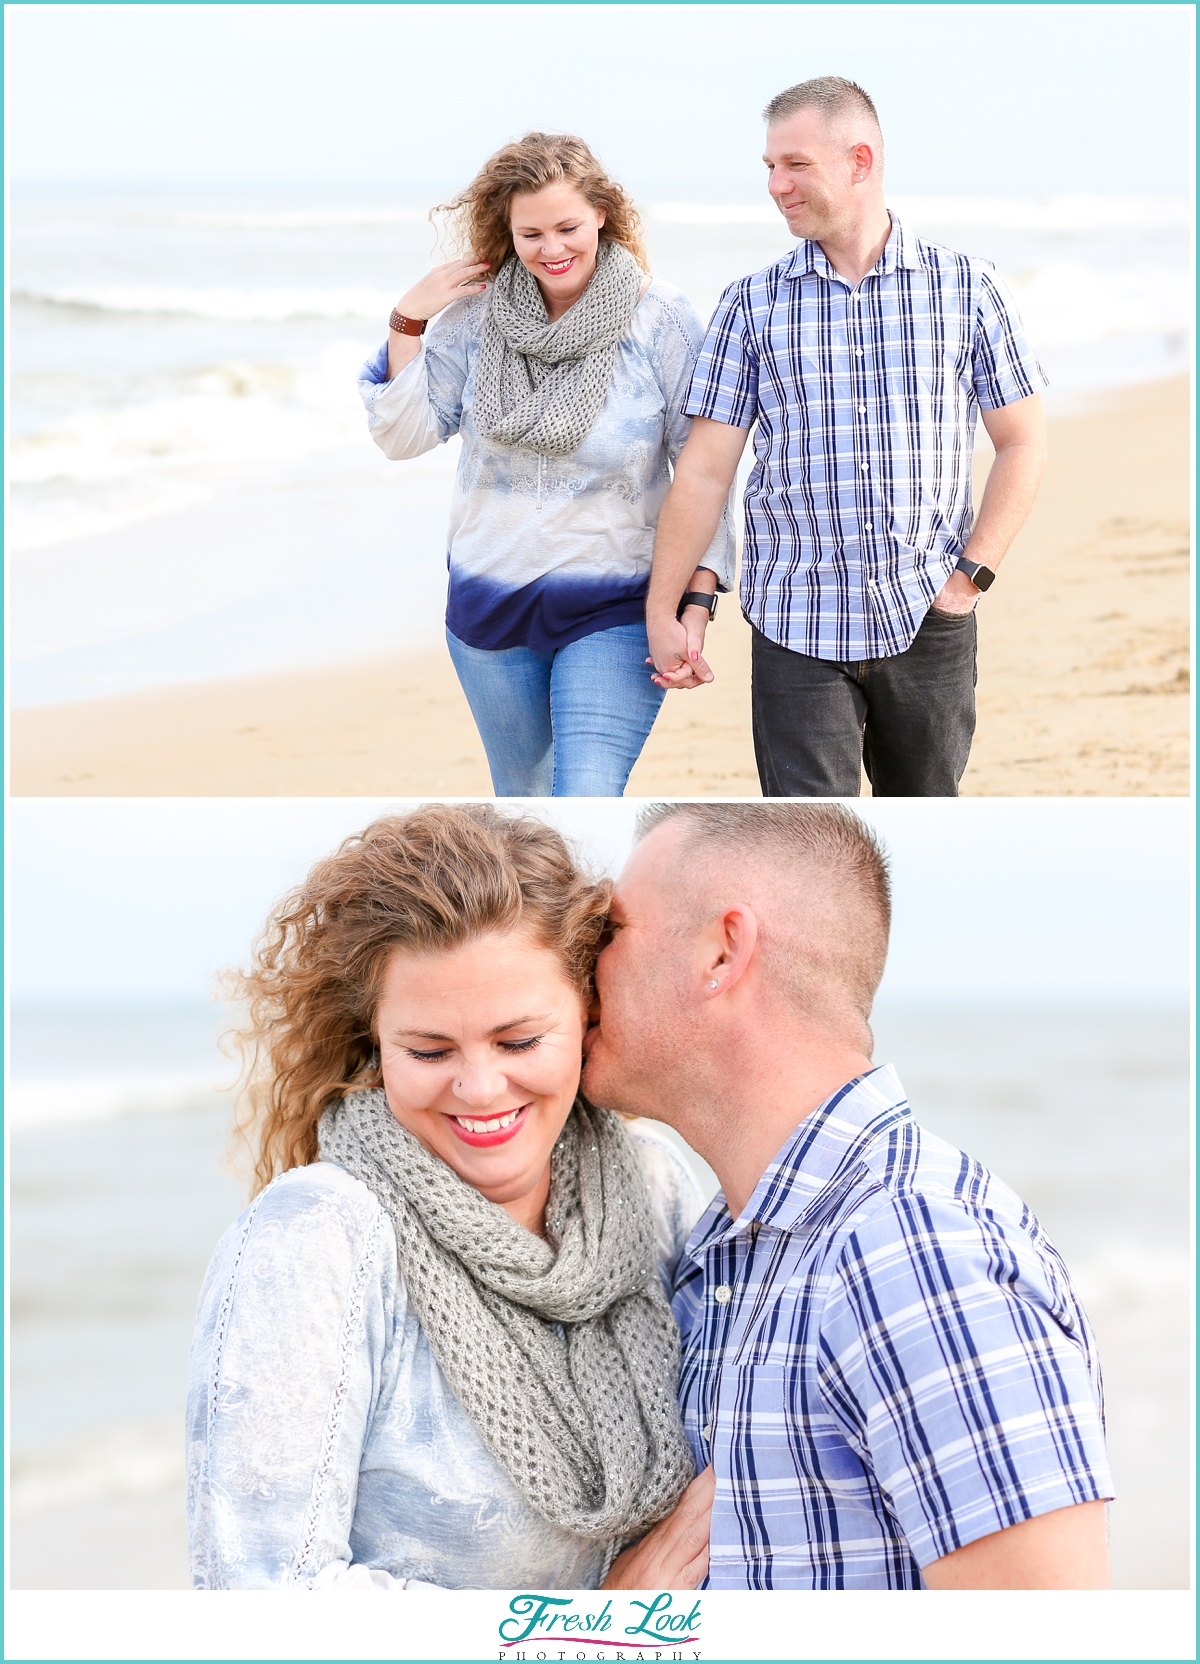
[709, 980, 718, 989]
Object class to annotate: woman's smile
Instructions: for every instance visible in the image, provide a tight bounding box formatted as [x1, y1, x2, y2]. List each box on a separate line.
[445, 1101, 531, 1145]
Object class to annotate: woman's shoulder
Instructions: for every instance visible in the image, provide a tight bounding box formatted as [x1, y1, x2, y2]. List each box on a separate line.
[632, 279, 707, 352]
[427, 287, 490, 351]
[210, 1161, 394, 1284]
[624, 1120, 710, 1273]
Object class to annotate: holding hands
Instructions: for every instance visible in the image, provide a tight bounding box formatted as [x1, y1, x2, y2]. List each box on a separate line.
[647, 609, 715, 691]
[602, 1466, 714, 1590]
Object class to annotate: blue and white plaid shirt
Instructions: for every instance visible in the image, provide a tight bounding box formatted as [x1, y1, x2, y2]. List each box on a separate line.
[684, 216, 1047, 660]
[673, 1065, 1112, 1589]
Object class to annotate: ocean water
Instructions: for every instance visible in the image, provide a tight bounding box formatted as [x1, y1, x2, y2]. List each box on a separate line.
[9, 186, 1191, 706]
[7, 999, 1190, 1588]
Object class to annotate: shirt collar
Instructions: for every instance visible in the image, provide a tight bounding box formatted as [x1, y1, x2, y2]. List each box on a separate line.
[783, 212, 923, 283]
[685, 1063, 912, 1257]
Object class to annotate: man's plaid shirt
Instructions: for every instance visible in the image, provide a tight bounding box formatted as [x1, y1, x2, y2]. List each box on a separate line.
[683, 215, 1047, 660]
[673, 1065, 1112, 1588]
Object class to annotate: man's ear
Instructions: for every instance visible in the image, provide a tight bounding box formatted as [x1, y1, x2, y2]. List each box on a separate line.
[851, 141, 876, 184]
[703, 904, 758, 999]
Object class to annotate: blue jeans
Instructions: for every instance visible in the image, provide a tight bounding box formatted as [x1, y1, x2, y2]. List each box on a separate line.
[446, 623, 666, 797]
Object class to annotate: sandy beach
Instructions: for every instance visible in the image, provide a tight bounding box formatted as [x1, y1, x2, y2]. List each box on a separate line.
[12, 375, 1189, 798]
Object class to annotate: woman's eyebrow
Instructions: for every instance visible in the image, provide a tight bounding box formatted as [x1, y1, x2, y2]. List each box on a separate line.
[487, 1012, 551, 1036]
[392, 1013, 551, 1042]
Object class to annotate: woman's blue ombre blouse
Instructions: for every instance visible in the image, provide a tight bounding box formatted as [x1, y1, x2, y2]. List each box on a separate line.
[357, 281, 734, 653]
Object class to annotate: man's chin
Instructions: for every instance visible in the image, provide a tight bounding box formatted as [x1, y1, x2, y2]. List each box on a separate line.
[580, 1044, 635, 1116]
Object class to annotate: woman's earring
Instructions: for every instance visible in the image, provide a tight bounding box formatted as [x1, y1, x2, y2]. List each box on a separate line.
[368, 1046, 381, 1072]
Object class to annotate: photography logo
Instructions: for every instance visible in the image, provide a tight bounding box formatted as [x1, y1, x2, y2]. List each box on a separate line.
[496, 1592, 703, 1660]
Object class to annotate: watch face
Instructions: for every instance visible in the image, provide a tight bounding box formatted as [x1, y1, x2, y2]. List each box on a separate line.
[973, 565, 996, 591]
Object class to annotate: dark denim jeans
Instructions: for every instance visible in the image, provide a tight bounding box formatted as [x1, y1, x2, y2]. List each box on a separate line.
[751, 606, 978, 798]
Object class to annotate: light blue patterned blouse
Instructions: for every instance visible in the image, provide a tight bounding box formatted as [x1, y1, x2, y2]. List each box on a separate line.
[357, 280, 735, 654]
[187, 1122, 706, 1590]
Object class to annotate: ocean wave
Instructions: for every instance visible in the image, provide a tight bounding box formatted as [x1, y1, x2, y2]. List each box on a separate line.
[8, 1072, 236, 1129]
[648, 194, 1191, 231]
[12, 284, 396, 323]
[9, 345, 369, 491]
[11, 1417, 184, 1516]
[171, 207, 430, 230]
[1010, 261, 1192, 348]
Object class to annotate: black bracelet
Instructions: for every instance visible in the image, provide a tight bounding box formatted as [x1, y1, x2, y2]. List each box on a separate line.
[676, 591, 718, 621]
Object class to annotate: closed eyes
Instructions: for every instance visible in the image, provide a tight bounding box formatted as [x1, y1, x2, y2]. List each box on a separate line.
[404, 1035, 544, 1063]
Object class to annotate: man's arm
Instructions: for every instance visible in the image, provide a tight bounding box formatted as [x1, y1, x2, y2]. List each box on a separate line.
[931, 392, 1048, 615]
[647, 418, 750, 689]
[923, 1500, 1108, 1589]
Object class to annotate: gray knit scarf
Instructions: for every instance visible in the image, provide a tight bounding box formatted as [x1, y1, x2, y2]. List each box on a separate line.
[472, 240, 643, 456]
[318, 1089, 695, 1541]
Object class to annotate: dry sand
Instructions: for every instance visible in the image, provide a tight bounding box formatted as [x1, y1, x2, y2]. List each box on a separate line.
[12, 376, 1189, 798]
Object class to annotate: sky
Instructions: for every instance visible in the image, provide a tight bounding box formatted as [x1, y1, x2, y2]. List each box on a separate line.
[5, 3, 1194, 198]
[8, 797, 1191, 1008]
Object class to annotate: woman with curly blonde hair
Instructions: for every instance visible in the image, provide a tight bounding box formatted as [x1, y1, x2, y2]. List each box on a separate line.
[358, 134, 733, 796]
[186, 803, 711, 1590]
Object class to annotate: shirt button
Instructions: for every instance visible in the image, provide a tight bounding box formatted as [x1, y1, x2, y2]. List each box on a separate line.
[861, 463, 869, 472]
[868, 578, 879, 588]
[865, 522, 873, 530]
[855, 348, 864, 357]
[714, 1285, 732, 1304]
[704, 1422, 714, 1440]
[858, 405, 867, 414]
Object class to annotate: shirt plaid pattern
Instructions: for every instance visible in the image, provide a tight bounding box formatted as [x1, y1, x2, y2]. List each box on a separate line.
[673, 1065, 1112, 1589]
[684, 216, 1047, 659]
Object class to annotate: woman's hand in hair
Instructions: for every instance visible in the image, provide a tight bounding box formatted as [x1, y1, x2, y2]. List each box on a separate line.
[387, 259, 490, 378]
[601, 1466, 714, 1590]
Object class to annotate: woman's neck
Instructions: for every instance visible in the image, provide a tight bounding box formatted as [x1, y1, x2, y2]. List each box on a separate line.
[497, 1163, 553, 1237]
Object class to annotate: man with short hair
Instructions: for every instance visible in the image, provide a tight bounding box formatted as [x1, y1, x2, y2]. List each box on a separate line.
[588, 802, 1112, 1589]
[647, 77, 1048, 796]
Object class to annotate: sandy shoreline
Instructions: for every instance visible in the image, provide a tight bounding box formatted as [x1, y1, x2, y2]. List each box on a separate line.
[11, 376, 1189, 798]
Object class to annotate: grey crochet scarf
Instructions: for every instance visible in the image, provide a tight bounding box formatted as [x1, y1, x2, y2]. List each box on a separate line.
[318, 1089, 695, 1542]
[472, 240, 643, 456]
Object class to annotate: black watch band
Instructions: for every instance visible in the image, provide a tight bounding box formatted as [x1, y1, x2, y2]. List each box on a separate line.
[676, 591, 719, 621]
[955, 556, 997, 592]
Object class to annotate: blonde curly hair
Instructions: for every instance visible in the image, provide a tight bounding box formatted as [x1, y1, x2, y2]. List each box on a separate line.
[437, 131, 648, 277]
[228, 803, 611, 1195]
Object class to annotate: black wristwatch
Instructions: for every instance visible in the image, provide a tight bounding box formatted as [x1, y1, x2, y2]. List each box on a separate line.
[676, 591, 719, 621]
[955, 556, 997, 592]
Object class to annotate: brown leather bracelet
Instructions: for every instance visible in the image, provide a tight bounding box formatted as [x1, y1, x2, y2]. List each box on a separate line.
[389, 308, 427, 336]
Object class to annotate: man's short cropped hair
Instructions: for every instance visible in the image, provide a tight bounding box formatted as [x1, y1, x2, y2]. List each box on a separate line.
[763, 75, 881, 139]
[634, 801, 891, 1020]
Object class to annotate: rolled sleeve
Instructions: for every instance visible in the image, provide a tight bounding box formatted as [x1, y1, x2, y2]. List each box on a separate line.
[817, 1196, 1113, 1571]
[972, 267, 1049, 409]
[358, 341, 444, 460]
[683, 285, 760, 430]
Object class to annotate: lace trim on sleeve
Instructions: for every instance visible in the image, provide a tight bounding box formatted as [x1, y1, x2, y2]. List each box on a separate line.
[291, 1207, 390, 1585]
[206, 1192, 268, 1448]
